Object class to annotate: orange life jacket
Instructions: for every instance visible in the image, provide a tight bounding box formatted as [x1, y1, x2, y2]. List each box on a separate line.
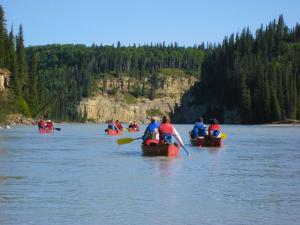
[158, 123, 174, 139]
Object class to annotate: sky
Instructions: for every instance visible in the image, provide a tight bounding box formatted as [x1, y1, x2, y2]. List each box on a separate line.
[1, 0, 300, 47]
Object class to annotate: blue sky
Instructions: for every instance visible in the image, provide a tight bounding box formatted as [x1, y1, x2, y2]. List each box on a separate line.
[1, 0, 300, 47]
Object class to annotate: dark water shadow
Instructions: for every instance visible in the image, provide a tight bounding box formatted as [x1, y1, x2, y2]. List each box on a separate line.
[207, 147, 225, 154]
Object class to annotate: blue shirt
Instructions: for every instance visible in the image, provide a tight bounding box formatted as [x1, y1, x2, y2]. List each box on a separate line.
[142, 122, 160, 140]
[193, 122, 207, 137]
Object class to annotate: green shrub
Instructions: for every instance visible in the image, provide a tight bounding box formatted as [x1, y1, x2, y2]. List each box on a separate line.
[124, 93, 138, 104]
[16, 97, 31, 117]
[146, 109, 162, 116]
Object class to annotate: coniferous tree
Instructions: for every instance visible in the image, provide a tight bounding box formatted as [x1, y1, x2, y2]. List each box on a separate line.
[28, 48, 38, 115]
[239, 72, 252, 123]
[270, 84, 282, 121]
[7, 27, 19, 94]
[0, 5, 6, 67]
[16, 24, 28, 98]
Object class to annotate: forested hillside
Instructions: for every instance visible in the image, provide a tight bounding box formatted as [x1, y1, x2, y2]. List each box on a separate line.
[0, 5, 37, 121]
[1, 2, 299, 124]
[190, 15, 300, 123]
[30, 44, 204, 120]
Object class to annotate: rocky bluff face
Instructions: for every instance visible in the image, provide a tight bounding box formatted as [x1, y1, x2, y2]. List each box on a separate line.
[78, 75, 198, 123]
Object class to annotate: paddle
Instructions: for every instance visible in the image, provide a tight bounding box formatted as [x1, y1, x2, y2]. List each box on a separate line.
[173, 135, 189, 156]
[180, 144, 189, 156]
[54, 128, 61, 131]
[221, 132, 227, 139]
[117, 137, 143, 145]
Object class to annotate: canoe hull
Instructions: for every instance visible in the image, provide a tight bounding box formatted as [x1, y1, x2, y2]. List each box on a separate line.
[141, 144, 179, 157]
[106, 129, 123, 135]
[128, 128, 139, 132]
[190, 137, 223, 147]
[39, 128, 54, 134]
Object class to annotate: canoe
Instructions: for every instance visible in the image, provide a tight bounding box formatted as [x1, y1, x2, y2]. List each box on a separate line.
[106, 129, 123, 135]
[190, 136, 223, 147]
[128, 128, 139, 132]
[39, 128, 54, 134]
[141, 144, 179, 157]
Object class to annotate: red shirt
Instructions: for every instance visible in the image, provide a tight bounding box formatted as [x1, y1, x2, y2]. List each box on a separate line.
[46, 122, 53, 129]
[116, 122, 123, 130]
[208, 124, 221, 135]
[159, 123, 174, 139]
[38, 120, 46, 128]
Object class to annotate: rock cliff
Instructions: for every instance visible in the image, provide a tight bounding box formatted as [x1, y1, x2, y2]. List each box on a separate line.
[78, 74, 198, 123]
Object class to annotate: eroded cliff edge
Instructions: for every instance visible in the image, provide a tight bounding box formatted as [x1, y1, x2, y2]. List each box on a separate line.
[78, 74, 198, 123]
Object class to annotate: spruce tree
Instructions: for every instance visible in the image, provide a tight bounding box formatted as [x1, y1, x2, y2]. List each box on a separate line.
[28, 48, 38, 115]
[0, 5, 6, 67]
[270, 84, 282, 121]
[239, 73, 252, 123]
[7, 27, 19, 94]
[16, 24, 28, 98]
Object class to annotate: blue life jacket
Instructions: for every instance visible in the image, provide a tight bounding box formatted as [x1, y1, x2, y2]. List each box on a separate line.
[192, 122, 207, 137]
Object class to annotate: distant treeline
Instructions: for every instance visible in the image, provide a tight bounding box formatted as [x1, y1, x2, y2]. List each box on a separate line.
[194, 15, 300, 123]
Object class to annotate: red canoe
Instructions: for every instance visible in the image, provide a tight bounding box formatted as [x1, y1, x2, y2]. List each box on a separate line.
[106, 129, 124, 135]
[128, 128, 139, 132]
[190, 137, 223, 147]
[141, 144, 179, 157]
[39, 128, 54, 134]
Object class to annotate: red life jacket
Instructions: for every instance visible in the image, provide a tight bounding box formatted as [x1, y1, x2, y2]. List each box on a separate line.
[46, 122, 53, 129]
[159, 123, 174, 139]
[116, 122, 123, 129]
[38, 120, 46, 128]
[208, 124, 221, 135]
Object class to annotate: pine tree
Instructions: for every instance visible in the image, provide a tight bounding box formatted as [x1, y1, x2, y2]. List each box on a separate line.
[239, 72, 252, 123]
[270, 84, 282, 121]
[0, 5, 6, 67]
[7, 27, 19, 94]
[28, 48, 38, 115]
[16, 24, 28, 98]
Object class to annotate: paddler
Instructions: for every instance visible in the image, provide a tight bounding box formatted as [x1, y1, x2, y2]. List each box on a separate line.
[38, 119, 47, 129]
[208, 118, 222, 138]
[191, 116, 207, 139]
[158, 115, 184, 146]
[115, 120, 124, 130]
[46, 120, 54, 129]
[142, 116, 160, 145]
[132, 121, 139, 131]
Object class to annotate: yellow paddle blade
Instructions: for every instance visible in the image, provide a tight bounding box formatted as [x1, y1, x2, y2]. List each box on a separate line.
[221, 132, 227, 139]
[117, 138, 135, 145]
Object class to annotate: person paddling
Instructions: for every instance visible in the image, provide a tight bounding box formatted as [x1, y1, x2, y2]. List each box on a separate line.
[46, 120, 54, 129]
[132, 121, 139, 131]
[107, 120, 119, 131]
[115, 120, 124, 130]
[208, 118, 222, 138]
[158, 115, 184, 146]
[38, 120, 47, 129]
[191, 116, 207, 139]
[142, 116, 160, 145]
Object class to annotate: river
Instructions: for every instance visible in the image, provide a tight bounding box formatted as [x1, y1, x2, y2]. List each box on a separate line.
[0, 124, 300, 225]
